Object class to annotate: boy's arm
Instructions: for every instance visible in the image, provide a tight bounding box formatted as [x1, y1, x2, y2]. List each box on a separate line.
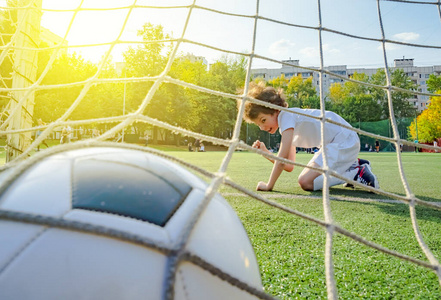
[257, 128, 295, 191]
[252, 139, 295, 171]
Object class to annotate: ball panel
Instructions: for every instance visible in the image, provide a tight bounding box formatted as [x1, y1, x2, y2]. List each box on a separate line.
[175, 262, 261, 300]
[0, 228, 167, 300]
[165, 189, 206, 243]
[78, 149, 200, 192]
[0, 221, 44, 270]
[72, 158, 191, 227]
[64, 209, 171, 245]
[0, 158, 72, 216]
[186, 194, 262, 288]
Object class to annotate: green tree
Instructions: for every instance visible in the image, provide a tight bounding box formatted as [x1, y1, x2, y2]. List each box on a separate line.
[34, 53, 97, 122]
[123, 22, 247, 142]
[327, 72, 382, 121]
[122, 23, 173, 142]
[338, 95, 382, 124]
[369, 68, 417, 119]
[427, 74, 441, 93]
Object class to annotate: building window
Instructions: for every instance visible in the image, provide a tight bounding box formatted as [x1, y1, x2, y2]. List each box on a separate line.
[425, 74, 430, 78]
[332, 70, 347, 76]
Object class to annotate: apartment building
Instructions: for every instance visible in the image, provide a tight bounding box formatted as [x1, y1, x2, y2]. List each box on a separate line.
[251, 58, 441, 112]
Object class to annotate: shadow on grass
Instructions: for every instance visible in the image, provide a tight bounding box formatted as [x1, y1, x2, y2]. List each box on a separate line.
[268, 187, 441, 224]
[329, 189, 441, 224]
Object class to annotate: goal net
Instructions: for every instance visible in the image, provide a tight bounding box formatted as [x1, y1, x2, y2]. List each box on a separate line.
[1, 0, 441, 299]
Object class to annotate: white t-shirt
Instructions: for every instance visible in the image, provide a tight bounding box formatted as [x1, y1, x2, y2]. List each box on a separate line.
[278, 108, 354, 148]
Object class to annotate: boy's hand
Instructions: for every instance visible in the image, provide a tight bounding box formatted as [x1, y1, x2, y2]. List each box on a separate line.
[252, 140, 268, 152]
[256, 181, 272, 191]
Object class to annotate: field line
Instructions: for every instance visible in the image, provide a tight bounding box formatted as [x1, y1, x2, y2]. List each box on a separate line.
[221, 192, 441, 207]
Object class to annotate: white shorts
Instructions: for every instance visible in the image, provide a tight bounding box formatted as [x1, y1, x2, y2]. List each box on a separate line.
[309, 130, 360, 175]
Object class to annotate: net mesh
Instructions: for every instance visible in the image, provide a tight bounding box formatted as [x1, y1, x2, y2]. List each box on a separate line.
[1, 0, 441, 299]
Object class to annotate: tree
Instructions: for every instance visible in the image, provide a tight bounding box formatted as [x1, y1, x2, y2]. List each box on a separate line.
[122, 22, 248, 142]
[287, 75, 316, 98]
[327, 72, 382, 122]
[267, 74, 288, 90]
[344, 72, 369, 96]
[427, 74, 441, 93]
[369, 68, 417, 119]
[338, 95, 382, 124]
[34, 53, 97, 122]
[328, 83, 346, 105]
[408, 94, 441, 143]
[121, 23, 173, 142]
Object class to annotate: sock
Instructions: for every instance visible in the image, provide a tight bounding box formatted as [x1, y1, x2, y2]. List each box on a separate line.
[313, 167, 359, 191]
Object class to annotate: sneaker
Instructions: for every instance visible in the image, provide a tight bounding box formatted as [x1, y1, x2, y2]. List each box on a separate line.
[344, 159, 371, 188]
[353, 164, 379, 189]
[358, 158, 370, 167]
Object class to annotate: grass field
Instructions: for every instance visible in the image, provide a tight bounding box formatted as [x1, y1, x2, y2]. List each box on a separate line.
[1, 145, 440, 299]
[170, 150, 441, 299]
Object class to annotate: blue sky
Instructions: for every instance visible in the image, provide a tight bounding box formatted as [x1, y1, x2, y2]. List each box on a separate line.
[3, 0, 441, 69]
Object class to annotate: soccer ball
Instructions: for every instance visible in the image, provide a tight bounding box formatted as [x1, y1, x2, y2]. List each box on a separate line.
[0, 147, 262, 300]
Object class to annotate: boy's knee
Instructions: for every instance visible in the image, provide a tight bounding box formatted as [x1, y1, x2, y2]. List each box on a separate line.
[298, 177, 314, 191]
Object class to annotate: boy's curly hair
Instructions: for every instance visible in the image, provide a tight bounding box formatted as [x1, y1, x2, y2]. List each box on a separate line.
[237, 81, 288, 123]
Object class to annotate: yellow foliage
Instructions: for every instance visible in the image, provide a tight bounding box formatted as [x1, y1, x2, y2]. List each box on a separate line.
[408, 93, 441, 142]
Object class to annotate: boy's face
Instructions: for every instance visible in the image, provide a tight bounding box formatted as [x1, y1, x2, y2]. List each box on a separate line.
[252, 112, 279, 134]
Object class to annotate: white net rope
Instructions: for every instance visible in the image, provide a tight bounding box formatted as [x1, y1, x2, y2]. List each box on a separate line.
[0, 0, 441, 299]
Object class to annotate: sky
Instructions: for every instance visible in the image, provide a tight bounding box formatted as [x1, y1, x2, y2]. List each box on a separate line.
[3, 0, 441, 69]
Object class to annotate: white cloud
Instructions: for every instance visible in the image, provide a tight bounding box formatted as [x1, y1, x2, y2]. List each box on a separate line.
[393, 32, 420, 42]
[299, 46, 317, 58]
[269, 39, 295, 56]
[377, 43, 401, 51]
[323, 44, 340, 54]
[298, 44, 340, 58]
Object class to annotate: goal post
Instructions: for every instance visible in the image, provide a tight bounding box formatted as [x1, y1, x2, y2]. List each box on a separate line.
[5, 0, 42, 162]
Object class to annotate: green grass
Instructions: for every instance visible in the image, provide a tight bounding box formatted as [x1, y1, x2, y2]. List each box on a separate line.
[1, 144, 440, 299]
[170, 150, 441, 299]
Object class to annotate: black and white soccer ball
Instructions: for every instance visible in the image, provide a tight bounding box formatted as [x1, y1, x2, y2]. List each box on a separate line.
[0, 147, 262, 300]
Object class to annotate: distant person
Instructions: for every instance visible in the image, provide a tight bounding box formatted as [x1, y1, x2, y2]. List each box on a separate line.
[36, 119, 49, 151]
[434, 140, 438, 153]
[92, 128, 100, 138]
[60, 124, 72, 144]
[364, 143, 369, 152]
[414, 139, 419, 153]
[188, 142, 193, 152]
[199, 142, 205, 152]
[375, 140, 380, 153]
[194, 139, 200, 152]
[78, 127, 83, 140]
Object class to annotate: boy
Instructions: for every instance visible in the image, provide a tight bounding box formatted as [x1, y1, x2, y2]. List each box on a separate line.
[240, 82, 379, 192]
